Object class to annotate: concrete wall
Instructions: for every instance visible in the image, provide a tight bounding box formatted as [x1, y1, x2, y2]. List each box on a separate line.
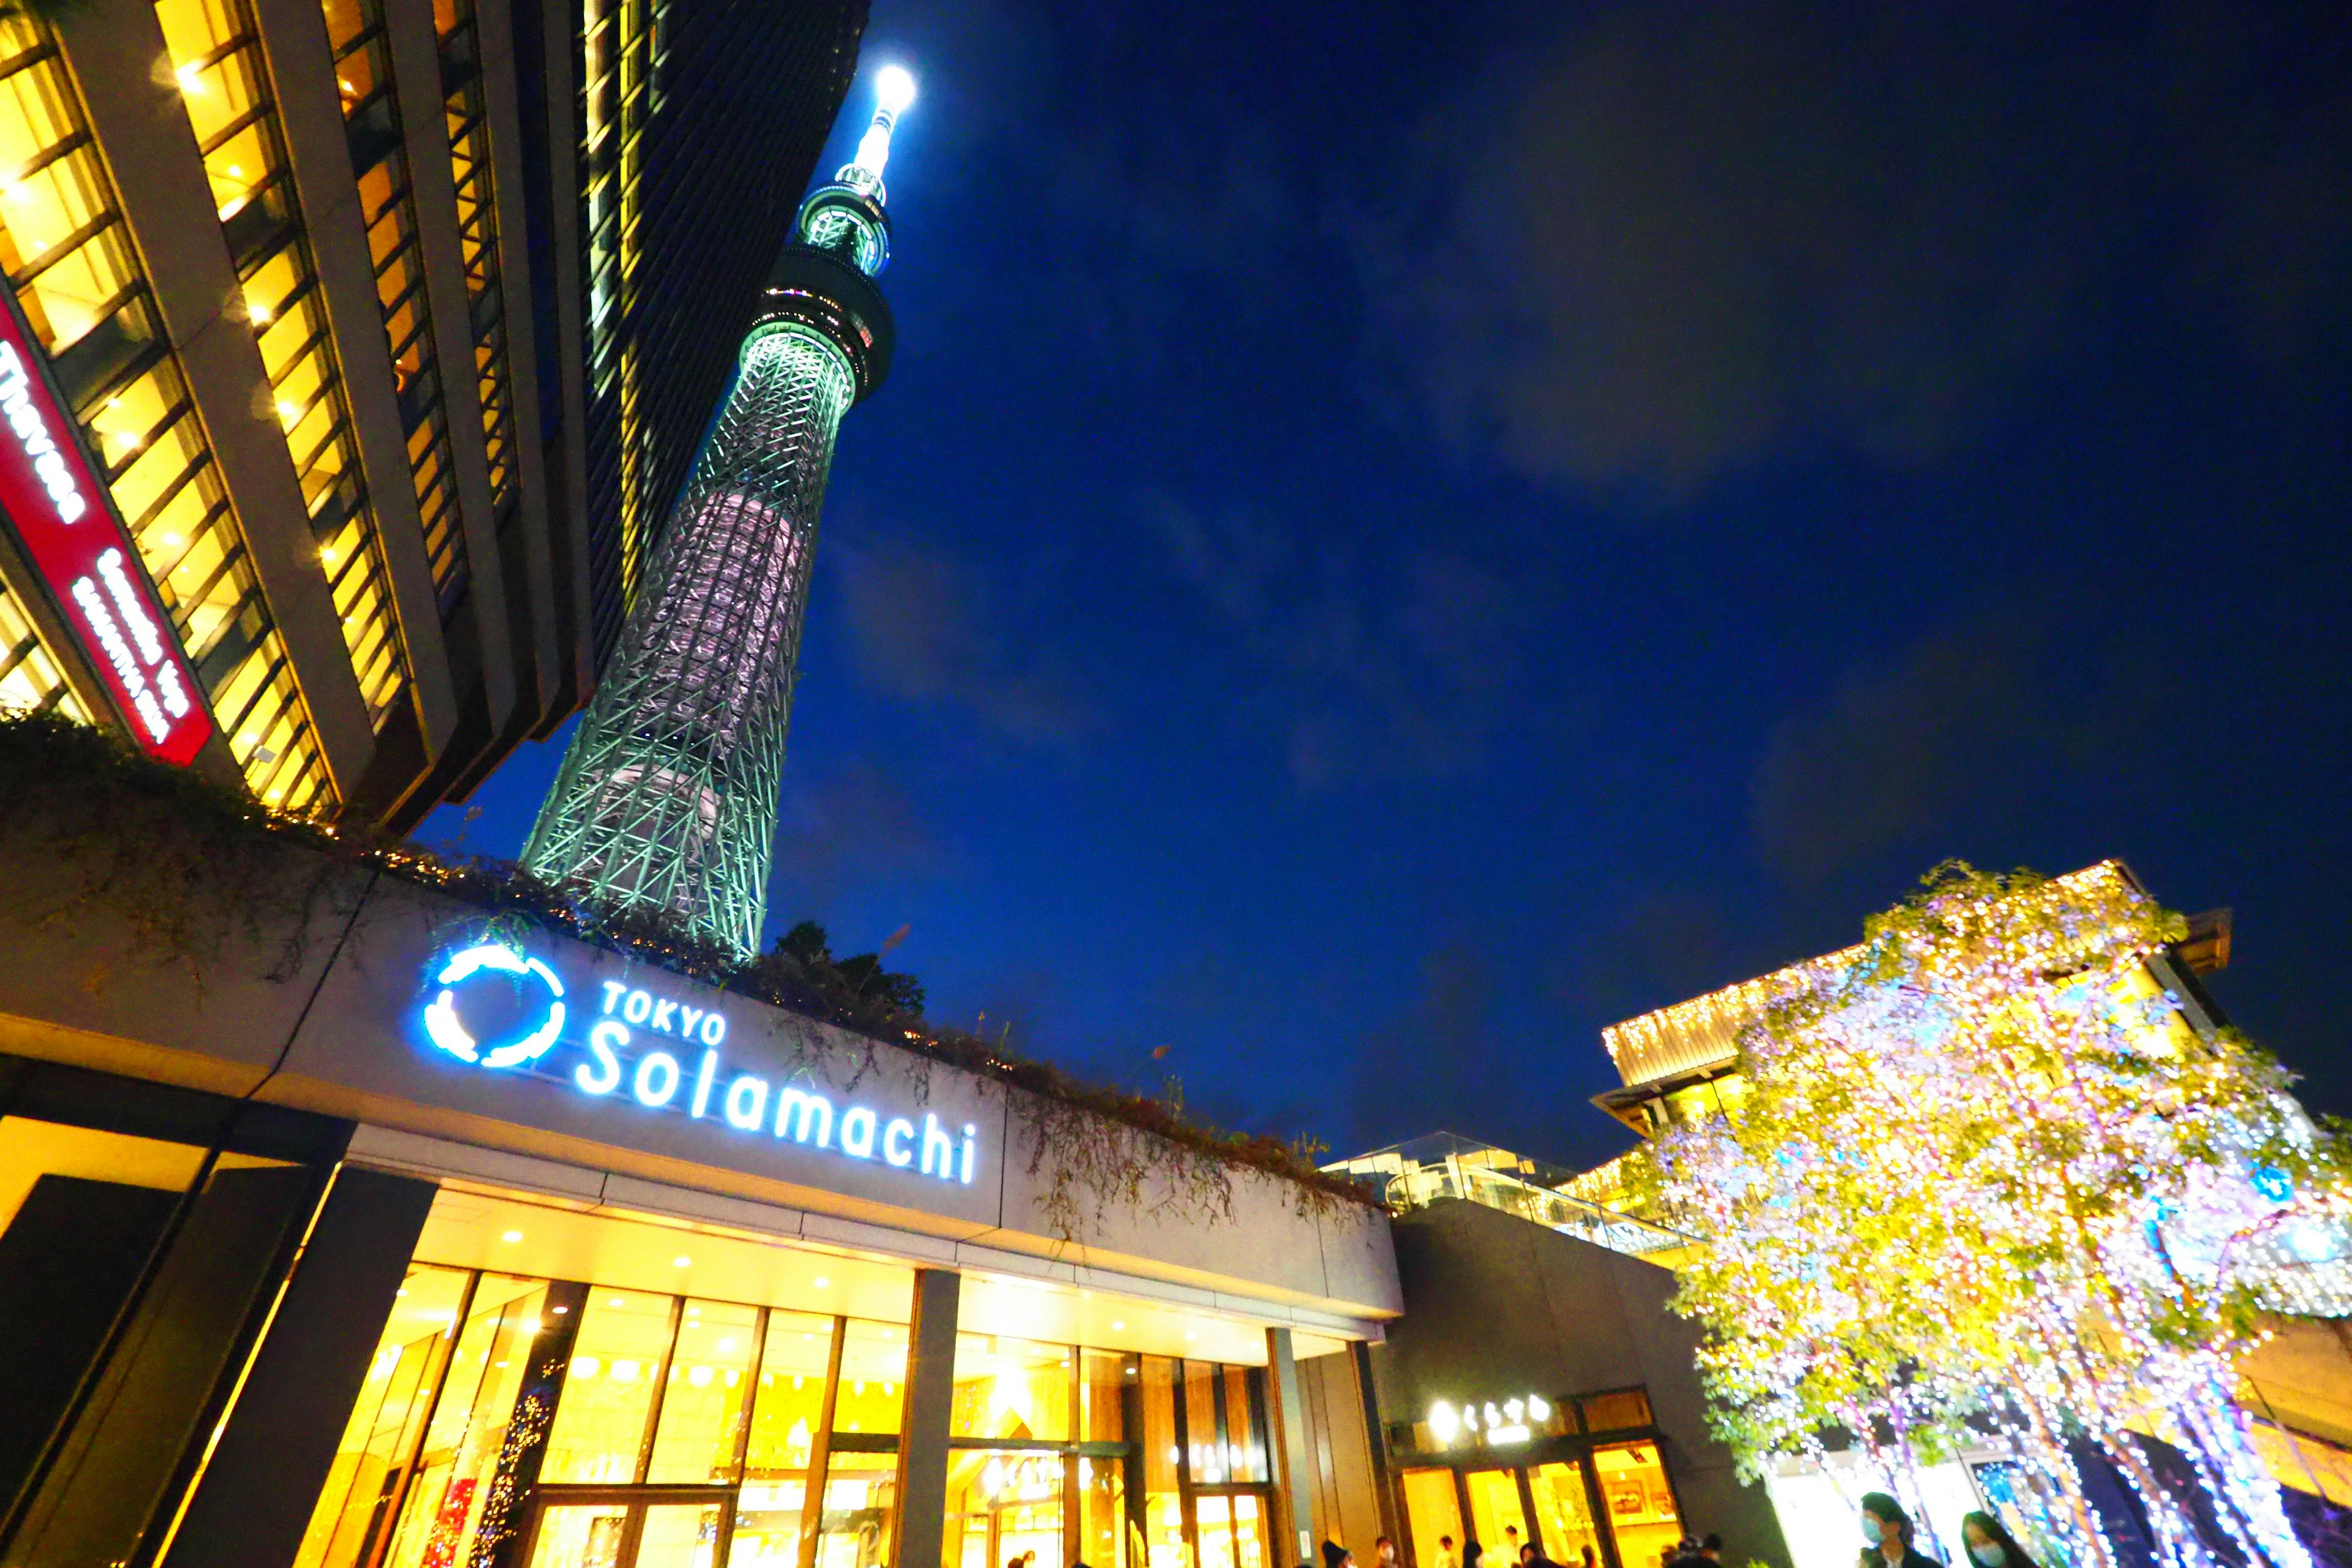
[1368, 1200, 1789, 1568]
[0, 828, 1398, 1329]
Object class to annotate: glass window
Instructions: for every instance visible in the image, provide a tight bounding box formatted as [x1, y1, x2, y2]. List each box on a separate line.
[1529, 1462, 1602, 1568]
[1140, 1490, 1185, 1568]
[1078, 1452, 1126, 1568]
[1593, 1444, 1679, 1568]
[816, 1450, 896, 1568]
[522, 1500, 630, 1568]
[1081, 1349, 1131, 1443]
[944, 1449, 1063, 1568]
[1398, 1470, 1464, 1568]
[730, 1477, 810, 1568]
[541, 1289, 677, 1483]
[634, 1501, 723, 1568]
[1139, 1356, 1177, 1494]
[951, 1333, 1069, 1443]
[1464, 1469, 1528, 1567]
[1221, 1366, 1267, 1483]
[1195, 1494, 1268, 1568]
[831, 1319, 905, 1436]
[644, 1298, 760, 1483]
[745, 1310, 832, 1476]
[0, 577, 89, 720]
[293, 1264, 470, 1568]
[379, 1275, 544, 1568]
[1577, 1391, 1650, 1434]
[1182, 1361, 1223, 1482]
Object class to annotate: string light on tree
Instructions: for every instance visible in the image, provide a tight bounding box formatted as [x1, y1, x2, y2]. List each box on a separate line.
[1642, 862, 2348, 1568]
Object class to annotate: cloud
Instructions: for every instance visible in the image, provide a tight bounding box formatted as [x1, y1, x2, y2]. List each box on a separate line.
[833, 533, 1099, 747]
[766, 756, 952, 914]
[1747, 596, 2188, 886]
[1145, 492, 1536, 786]
[1349, 0, 2352, 498]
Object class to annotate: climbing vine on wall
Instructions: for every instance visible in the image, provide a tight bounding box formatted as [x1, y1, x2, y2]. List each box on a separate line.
[0, 712, 1371, 1238]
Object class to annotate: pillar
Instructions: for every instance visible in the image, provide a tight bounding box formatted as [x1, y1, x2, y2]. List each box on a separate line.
[894, 1267, 961, 1568]
[1267, 1327, 1319, 1567]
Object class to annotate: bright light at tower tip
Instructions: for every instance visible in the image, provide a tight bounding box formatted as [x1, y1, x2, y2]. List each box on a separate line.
[875, 66, 916, 113]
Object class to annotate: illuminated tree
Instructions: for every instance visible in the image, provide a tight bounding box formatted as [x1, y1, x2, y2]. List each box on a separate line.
[1645, 862, 2335, 1568]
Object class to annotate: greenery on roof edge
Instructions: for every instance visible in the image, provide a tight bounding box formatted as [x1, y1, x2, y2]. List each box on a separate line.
[0, 712, 1374, 1232]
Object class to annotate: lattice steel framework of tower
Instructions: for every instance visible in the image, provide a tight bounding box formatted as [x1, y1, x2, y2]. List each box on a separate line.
[523, 69, 914, 956]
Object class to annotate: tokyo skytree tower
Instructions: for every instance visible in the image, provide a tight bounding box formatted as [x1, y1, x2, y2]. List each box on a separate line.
[524, 69, 914, 956]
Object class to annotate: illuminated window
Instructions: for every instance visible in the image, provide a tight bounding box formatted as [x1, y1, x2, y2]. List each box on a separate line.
[0, 573, 87, 720]
[437, 0, 516, 522]
[150, 0, 412, 734]
[328, 0, 469, 619]
[0, 12, 333, 809]
[581, 0, 655, 602]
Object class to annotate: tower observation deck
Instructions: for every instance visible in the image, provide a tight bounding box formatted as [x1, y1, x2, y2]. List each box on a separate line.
[523, 69, 914, 955]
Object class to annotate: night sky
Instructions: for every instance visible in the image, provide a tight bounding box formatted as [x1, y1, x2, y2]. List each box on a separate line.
[427, 0, 2352, 1174]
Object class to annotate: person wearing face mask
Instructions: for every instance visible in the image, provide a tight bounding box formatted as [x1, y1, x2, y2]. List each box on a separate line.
[1959, 1512, 2037, 1568]
[1857, 1493, 1939, 1568]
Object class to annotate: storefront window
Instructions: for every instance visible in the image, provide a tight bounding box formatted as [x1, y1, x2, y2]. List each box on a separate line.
[544, 1290, 680, 1482]
[1398, 1470, 1463, 1568]
[817, 1450, 896, 1568]
[745, 1308, 834, 1476]
[295, 1263, 470, 1568]
[1219, 1366, 1268, 1483]
[380, 1274, 546, 1568]
[1528, 1462, 1602, 1568]
[832, 1318, 906, 1436]
[951, 1332, 1071, 1443]
[647, 1298, 761, 1483]
[1592, 1444, 1679, 1568]
[1464, 1469, 1528, 1565]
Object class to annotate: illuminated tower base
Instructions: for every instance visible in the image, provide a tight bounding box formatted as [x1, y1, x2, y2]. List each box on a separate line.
[524, 74, 911, 956]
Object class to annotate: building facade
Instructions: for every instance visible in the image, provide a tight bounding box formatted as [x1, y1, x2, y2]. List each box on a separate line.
[0, 0, 865, 829]
[1368, 1200, 1790, 1568]
[0, 813, 1400, 1568]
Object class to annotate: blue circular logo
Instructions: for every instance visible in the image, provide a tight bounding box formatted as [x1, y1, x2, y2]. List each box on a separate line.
[424, 944, 567, 1069]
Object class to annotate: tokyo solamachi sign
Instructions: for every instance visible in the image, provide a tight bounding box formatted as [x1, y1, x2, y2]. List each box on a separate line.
[418, 942, 981, 1186]
[0, 295, 209, 764]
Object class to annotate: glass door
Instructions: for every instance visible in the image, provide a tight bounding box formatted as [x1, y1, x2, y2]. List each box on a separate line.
[1528, 1463, 1603, 1568]
[1463, 1470, 1529, 1568]
[1193, 1493, 1268, 1568]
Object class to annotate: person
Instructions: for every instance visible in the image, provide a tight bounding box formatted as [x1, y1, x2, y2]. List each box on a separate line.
[1324, 1541, 1356, 1568]
[1461, 1539, 1485, 1568]
[1959, 1512, 2038, 1568]
[1578, 1548, 1597, 1568]
[1502, 1528, 1521, 1567]
[1859, 1493, 1939, 1568]
[1701, 1536, 1724, 1564]
[1434, 1537, 1459, 1568]
[1376, 1540, 1398, 1568]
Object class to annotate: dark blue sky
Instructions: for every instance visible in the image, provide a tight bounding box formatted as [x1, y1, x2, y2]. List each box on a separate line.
[429, 0, 2352, 1172]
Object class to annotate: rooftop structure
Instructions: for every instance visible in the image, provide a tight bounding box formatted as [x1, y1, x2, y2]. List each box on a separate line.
[1327, 1131, 1691, 1262]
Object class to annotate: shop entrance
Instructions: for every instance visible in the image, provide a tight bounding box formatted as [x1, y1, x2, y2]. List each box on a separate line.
[1396, 1443, 1676, 1568]
[521, 1488, 733, 1568]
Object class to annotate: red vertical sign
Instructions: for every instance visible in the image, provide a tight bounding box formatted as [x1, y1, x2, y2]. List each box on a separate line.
[0, 295, 213, 765]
